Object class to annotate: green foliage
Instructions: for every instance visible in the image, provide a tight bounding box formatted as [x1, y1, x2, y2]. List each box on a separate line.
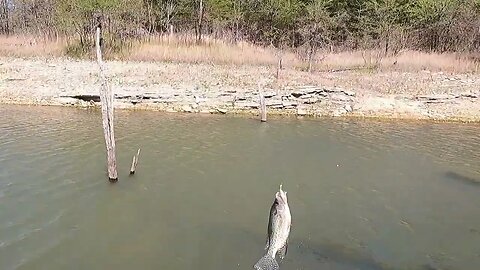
[409, 0, 455, 25]
[77, 0, 122, 12]
[65, 41, 89, 58]
[4, 0, 480, 55]
[207, 0, 234, 26]
[297, 0, 334, 46]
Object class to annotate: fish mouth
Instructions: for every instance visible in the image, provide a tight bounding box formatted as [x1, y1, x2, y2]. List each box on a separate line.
[276, 184, 288, 203]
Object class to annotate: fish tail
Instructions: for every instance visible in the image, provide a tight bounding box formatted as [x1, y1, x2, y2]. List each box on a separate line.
[254, 255, 279, 270]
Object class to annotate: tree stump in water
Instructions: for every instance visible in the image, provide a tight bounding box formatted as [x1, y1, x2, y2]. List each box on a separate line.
[96, 26, 118, 182]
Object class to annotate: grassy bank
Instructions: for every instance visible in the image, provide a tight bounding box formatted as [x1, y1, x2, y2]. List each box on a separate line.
[1, 34, 479, 74]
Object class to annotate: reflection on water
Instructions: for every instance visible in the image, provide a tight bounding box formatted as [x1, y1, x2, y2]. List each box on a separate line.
[445, 171, 480, 186]
[0, 105, 479, 270]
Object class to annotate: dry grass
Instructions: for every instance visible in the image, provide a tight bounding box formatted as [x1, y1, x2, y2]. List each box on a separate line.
[0, 35, 65, 57]
[128, 34, 299, 66]
[1, 33, 478, 73]
[129, 35, 479, 73]
[315, 50, 480, 73]
[385, 51, 480, 73]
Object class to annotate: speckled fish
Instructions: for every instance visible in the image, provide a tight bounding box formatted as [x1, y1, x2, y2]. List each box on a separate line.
[254, 185, 291, 270]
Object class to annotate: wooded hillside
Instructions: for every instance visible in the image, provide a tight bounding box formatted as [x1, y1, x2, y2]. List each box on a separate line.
[1, 0, 479, 56]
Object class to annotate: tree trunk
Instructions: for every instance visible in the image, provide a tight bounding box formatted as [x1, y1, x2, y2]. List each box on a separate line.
[146, 2, 153, 33]
[0, 0, 9, 35]
[308, 45, 315, 73]
[196, 0, 204, 43]
[384, 30, 390, 56]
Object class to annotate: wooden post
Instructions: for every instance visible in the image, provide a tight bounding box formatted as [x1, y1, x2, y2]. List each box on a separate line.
[275, 56, 282, 79]
[259, 91, 267, 122]
[96, 26, 118, 182]
[130, 148, 141, 175]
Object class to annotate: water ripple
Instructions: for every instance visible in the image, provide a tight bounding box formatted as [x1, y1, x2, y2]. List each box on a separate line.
[0, 105, 479, 270]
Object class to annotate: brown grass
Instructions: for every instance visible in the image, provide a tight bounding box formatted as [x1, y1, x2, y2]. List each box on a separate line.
[385, 51, 479, 73]
[317, 50, 479, 73]
[128, 35, 479, 73]
[128, 34, 299, 66]
[0, 35, 65, 57]
[1, 34, 478, 73]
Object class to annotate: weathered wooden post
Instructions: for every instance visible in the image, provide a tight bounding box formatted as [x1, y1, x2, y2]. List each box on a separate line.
[129, 148, 141, 175]
[259, 91, 267, 122]
[275, 56, 282, 80]
[96, 25, 118, 182]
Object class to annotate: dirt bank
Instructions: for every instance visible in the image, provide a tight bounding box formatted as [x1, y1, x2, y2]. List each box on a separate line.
[1, 57, 479, 121]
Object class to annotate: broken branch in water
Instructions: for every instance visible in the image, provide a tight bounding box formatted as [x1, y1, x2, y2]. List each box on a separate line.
[130, 148, 141, 175]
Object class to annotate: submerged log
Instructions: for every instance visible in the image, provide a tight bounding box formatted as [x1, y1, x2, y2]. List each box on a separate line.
[96, 26, 118, 182]
[130, 148, 141, 175]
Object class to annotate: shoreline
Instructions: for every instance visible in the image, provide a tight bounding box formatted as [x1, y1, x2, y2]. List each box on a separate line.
[2, 98, 479, 123]
[1, 57, 479, 122]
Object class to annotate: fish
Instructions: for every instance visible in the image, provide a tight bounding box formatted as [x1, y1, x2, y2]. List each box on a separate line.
[254, 185, 292, 270]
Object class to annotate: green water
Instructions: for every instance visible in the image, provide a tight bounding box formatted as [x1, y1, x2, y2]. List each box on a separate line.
[0, 105, 479, 270]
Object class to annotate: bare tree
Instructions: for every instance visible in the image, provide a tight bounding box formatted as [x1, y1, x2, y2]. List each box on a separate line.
[160, 0, 176, 34]
[298, 0, 334, 72]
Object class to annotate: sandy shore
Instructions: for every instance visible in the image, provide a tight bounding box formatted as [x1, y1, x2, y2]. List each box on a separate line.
[1, 57, 479, 121]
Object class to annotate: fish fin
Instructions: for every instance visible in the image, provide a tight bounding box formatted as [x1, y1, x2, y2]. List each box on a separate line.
[266, 200, 277, 250]
[278, 241, 288, 261]
[254, 255, 279, 270]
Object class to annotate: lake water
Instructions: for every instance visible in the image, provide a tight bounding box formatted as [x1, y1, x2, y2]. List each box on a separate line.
[0, 105, 479, 270]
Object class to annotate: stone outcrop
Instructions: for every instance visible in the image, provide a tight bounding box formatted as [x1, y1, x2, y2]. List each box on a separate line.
[1, 58, 479, 121]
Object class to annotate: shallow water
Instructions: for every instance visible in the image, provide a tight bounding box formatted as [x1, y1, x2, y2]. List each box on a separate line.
[0, 105, 479, 270]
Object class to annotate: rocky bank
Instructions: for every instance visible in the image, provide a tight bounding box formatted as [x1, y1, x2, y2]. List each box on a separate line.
[1, 58, 479, 121]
